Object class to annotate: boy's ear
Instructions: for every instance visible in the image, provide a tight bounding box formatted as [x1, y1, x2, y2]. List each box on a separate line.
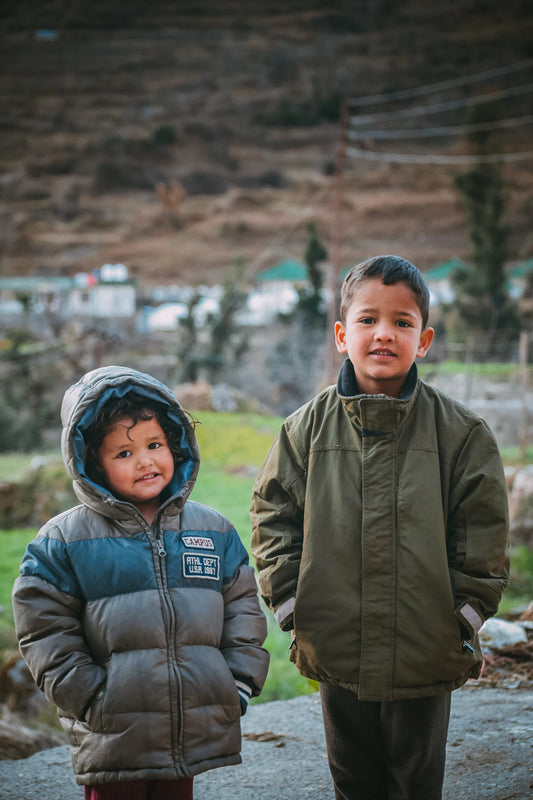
[334, 321, 347, 353]
[417, 327, 434, 359]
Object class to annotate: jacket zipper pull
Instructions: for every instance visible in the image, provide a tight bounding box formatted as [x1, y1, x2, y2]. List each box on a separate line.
[156, 536, 167, 558]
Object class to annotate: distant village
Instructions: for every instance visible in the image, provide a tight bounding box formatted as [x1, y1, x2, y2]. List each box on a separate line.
[1, 257, 532, 335]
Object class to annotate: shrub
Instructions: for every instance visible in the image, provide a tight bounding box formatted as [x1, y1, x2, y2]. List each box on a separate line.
[180, 170, 228, 196]
[150, 125, 178, 147]
[0, 461, 76, 530]
[235, 169, 289, 189]
[94, 161, 158, 192]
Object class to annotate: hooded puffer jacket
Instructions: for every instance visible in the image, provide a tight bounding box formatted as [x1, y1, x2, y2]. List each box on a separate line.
[13, 366, 269, 785]
[251, 360, 509, 702]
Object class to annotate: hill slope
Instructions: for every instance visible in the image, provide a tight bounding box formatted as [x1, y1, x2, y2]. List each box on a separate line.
[1, 1, 532, 286]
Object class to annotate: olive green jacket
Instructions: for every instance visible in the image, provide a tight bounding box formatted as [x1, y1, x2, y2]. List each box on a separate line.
[250, 360, 509, 701]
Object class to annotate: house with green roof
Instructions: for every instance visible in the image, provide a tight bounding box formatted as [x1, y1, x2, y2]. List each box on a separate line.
[508, 258, 533, 298]
[423, 257, 533, 303]
[245, 258, 309, 324]
[423, 258, 469, 283]
[508, 258, 533, 279]
[423, 258, 470, 304]
[256, 258, 308, 286]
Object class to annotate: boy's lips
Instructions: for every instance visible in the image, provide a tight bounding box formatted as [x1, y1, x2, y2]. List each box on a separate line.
[369, 349, 396, 357]
[136, 472, 159, 482]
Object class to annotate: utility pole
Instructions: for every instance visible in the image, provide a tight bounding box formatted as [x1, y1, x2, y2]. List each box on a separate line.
[323, 99, 349, 386]
[520, 330, 531, 460]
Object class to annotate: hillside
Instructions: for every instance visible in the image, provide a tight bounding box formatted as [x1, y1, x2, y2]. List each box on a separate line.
[1, 1, 532, 287]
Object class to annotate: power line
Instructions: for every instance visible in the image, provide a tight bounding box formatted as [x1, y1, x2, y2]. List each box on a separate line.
[350, 82, 533, 126]
[246, 65, 533, 288]
[347, 113, 533, 140]
[347, 59, 533, 108]
[346, 144, 533, 164]
[243, 184, 330, 281]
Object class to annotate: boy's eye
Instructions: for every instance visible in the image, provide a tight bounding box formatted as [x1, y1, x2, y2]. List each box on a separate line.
[117, 450, 131, 459]
[359, 317, 374, 324]
[148, 441, 161, 450]
[396, 320, 411, 328]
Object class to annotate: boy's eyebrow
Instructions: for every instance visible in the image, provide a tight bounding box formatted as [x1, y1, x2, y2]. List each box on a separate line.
[109, 432, 166, 448]
[355, 305, 419, 319]
[105, 438, 133, 452]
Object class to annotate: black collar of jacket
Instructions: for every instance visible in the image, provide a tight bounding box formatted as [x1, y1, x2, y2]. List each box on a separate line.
[336, 358, 418, 400]
[336, 359, 419, 434]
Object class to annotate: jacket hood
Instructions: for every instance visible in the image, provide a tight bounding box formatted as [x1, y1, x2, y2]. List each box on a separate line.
[60, 365, 200, 519]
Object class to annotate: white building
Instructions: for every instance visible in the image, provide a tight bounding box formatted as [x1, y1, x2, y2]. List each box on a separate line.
[69, 265, 136, 318]
[0, 264, 137, 324]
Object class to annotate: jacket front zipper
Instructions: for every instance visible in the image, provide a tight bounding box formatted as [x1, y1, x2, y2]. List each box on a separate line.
[152, 523, 185, 775]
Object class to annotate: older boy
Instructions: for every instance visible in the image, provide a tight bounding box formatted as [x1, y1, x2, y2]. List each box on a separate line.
[250, 255, 509, 800]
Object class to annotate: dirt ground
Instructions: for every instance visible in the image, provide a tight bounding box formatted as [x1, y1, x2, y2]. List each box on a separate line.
[1, 686, 532, 800]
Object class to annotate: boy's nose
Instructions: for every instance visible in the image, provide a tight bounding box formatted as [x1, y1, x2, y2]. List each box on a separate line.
[375, 324, 394, 341]
[138, 451, 154, 466]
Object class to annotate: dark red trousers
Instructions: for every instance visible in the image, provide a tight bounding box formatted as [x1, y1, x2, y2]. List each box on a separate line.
[84, 778, 194, 800]
[320, 682, 451, 800]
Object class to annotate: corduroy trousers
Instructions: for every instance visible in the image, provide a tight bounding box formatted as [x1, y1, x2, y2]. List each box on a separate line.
[320, 682, 451, 800]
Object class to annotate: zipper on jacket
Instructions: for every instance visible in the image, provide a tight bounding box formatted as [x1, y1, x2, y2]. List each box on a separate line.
[156, 534, 167, 558]
[152, 521, 184, 772]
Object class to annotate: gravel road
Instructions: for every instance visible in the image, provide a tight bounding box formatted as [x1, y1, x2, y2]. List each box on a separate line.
[1, 686, 532, 800]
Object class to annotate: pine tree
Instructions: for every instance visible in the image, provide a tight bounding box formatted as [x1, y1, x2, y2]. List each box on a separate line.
[451, 102, 519, 357]
[295, 220, 328, 324]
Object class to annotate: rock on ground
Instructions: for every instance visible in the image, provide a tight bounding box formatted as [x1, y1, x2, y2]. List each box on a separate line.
[0, 686, 532, 800]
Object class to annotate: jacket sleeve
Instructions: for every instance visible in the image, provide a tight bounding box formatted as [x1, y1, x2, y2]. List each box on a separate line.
[447, 419, 510, 637]
[250, 423, 306, 631]
[220, 530, 270, 698]
[11, 531, 106, 721]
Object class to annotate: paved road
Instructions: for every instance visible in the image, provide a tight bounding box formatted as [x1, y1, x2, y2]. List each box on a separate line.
[1, 687, 532, 800]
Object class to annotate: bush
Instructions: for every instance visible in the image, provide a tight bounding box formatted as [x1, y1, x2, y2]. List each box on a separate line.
[150, 125, 178, 147]
[505, 545, 533, 603]
[180, 170, 228, 196]
[183, 120, 217, 142]
[235, 169, 289, 189]
[0, 461, 76, 530]
[94, 161, 158, 192]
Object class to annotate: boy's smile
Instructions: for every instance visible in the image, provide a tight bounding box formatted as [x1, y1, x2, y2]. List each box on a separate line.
[334, 278, 434, 397]
[97, 415, 174, 523]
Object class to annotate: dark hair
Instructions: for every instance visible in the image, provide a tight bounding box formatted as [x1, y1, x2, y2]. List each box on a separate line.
[340, 255, 430, 328]
[84, 394, 186, 485]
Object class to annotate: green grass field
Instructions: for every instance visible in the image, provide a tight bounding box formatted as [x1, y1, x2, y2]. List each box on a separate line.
[418, 361, 521, 379]
[0, 409, 531, 704]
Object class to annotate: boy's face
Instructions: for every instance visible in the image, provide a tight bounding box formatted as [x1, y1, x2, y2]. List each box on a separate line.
[97, 414, 174, 523]
[334, 277, 434, 397]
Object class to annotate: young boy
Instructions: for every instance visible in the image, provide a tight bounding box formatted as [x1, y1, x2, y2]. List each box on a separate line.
[250, 255, 509, 800]
[13, 366, 269, 800]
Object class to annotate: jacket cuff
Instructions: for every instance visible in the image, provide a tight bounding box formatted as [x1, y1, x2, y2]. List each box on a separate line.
[455, 602, 484, 637]
[235, 677, 253, 716]
[274, 597, 295, 631]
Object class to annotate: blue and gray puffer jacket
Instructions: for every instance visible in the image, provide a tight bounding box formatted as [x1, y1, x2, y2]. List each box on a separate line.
[12, 366, 269, 785]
